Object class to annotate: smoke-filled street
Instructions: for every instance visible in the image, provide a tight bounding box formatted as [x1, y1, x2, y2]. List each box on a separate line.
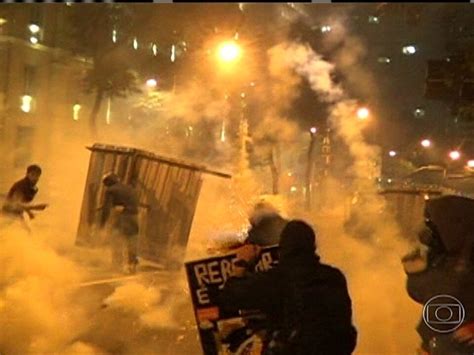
[1, 4, 474, 355]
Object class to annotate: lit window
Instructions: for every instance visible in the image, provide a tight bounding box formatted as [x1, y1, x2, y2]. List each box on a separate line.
[30, 36, 39, 45]
[321, 25, 332, 33]
[290, 186, 297, 193]
[28, 24, 40, 34]
[414, 108, 425, 118]
[112, 30, 117, 43]
[368, 16, 379, 24]
[402, 45, 417, 55]
[377, 57, 391, 64]
[0, 18, 7, 26]
[72, 104, 81, 121]
[171, 45, 176, 62]
[21, 95, 33, 113]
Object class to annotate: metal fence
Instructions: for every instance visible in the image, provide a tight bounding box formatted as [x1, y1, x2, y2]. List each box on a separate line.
[76, 143, 230, 265]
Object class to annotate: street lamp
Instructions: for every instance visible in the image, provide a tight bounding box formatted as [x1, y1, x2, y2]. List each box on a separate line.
[449, 150, 461, 161]
[467, 160, 474, 169]
[217, 41, 241, 63]
[356, 107, 370, 120]
[421, 139, 431, 148]
[310, 127, 317, 134]
[388, 150, 397, 157]
[146, 78, 157, 88]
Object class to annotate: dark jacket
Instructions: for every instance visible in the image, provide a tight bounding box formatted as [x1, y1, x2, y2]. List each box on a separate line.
[406, 196, 474, 354]
[219, 221, 357, 355]
[101, 182, 139, 236]
[2, 177, 38, 215]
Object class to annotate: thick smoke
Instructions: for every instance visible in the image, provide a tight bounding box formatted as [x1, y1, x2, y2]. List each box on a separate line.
[0, 6, 424, 355]
[270, 40, 420, 353]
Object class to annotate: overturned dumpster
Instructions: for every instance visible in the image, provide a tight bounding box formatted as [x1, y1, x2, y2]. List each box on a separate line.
[76, 144, 231, 267]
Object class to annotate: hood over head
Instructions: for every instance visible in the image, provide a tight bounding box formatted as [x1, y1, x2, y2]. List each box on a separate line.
[279, 220, 319, 268]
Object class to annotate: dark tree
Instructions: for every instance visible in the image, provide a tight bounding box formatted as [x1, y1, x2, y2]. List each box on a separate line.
[66, 5, 140, 136]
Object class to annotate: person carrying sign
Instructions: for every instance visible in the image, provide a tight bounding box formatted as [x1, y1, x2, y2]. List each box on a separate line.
[218, 220, 357, 355]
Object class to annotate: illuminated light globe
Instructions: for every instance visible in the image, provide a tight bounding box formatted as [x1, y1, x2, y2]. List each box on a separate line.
[389, 150, 397, 157]
[357, 107, 370, 120]
[28, 24, 40, 34]
[146, 78, 157, 88]
[30, 36, 39, 45]
[321, 25, 332, 33]
[421, 139, 431, 148]
[217, 41, 241, 63]
[402, 45, 417, 55]
[449, 150, 461, 161]
[310, 127, 317, 134]
[467, 160, 474, 168]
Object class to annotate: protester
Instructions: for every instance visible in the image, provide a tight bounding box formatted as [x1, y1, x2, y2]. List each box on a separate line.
[100, 172, 140, 274]
[218, 220, 357, 355]
[2, 164, 47, 220]
[402, 195, 474, 355]
[244, 202, 288, 246]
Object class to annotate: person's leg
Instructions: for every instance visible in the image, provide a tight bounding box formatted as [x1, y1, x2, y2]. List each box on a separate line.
[126, 234, 138, 273]
[111, 232, 125, 270]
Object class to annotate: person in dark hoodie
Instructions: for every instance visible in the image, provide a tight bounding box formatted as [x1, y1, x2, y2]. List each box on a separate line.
[402, 195, 474, 355]
[218, 220, 357, 355]
[100, 172, 140, 273]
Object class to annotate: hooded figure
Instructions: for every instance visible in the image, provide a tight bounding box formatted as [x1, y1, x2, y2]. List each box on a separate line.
[218, 220, 357, 355]
[100, 172, 139, 273]
[403, 195, 474, 355]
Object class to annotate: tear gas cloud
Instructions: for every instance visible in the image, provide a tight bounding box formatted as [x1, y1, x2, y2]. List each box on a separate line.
[0, 5, 421, 355]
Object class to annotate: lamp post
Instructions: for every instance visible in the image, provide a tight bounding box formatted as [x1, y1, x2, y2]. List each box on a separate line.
[306, 127, 317, 211]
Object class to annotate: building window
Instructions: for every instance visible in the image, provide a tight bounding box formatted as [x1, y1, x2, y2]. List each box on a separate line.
[368, 16, 380, 24]
[29, 6, 43, 43]
[414, 107, 426, 118]
[24, 65, 36, 96]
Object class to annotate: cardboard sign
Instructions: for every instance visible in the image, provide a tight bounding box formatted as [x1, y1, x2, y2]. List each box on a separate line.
[185, 246, 279, 355]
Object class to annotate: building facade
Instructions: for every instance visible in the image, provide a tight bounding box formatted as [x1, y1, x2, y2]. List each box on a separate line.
[0, 4, 91, 190]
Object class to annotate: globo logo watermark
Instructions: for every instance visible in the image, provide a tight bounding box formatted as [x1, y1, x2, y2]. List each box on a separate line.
[422, 294, 465, 333]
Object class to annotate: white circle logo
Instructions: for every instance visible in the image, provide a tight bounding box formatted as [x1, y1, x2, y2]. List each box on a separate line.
[422, 294, 465, 333]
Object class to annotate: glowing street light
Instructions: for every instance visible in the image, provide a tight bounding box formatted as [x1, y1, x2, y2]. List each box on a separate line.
[146, 78, 157, 88]
[388, 150, 397, 157]
[356, 107, 370, 120]
[28, 24, 40, 34]
[402, 45, 417, 55]
[29, 36, 39, 45]
[310, 127, 317, 134]
[449, 150, 461, 161]
[467, 160, 474, 169]
[321, 25, 332, 33]
[217, 41, 241, 63]
[421, 139, 431, 148]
